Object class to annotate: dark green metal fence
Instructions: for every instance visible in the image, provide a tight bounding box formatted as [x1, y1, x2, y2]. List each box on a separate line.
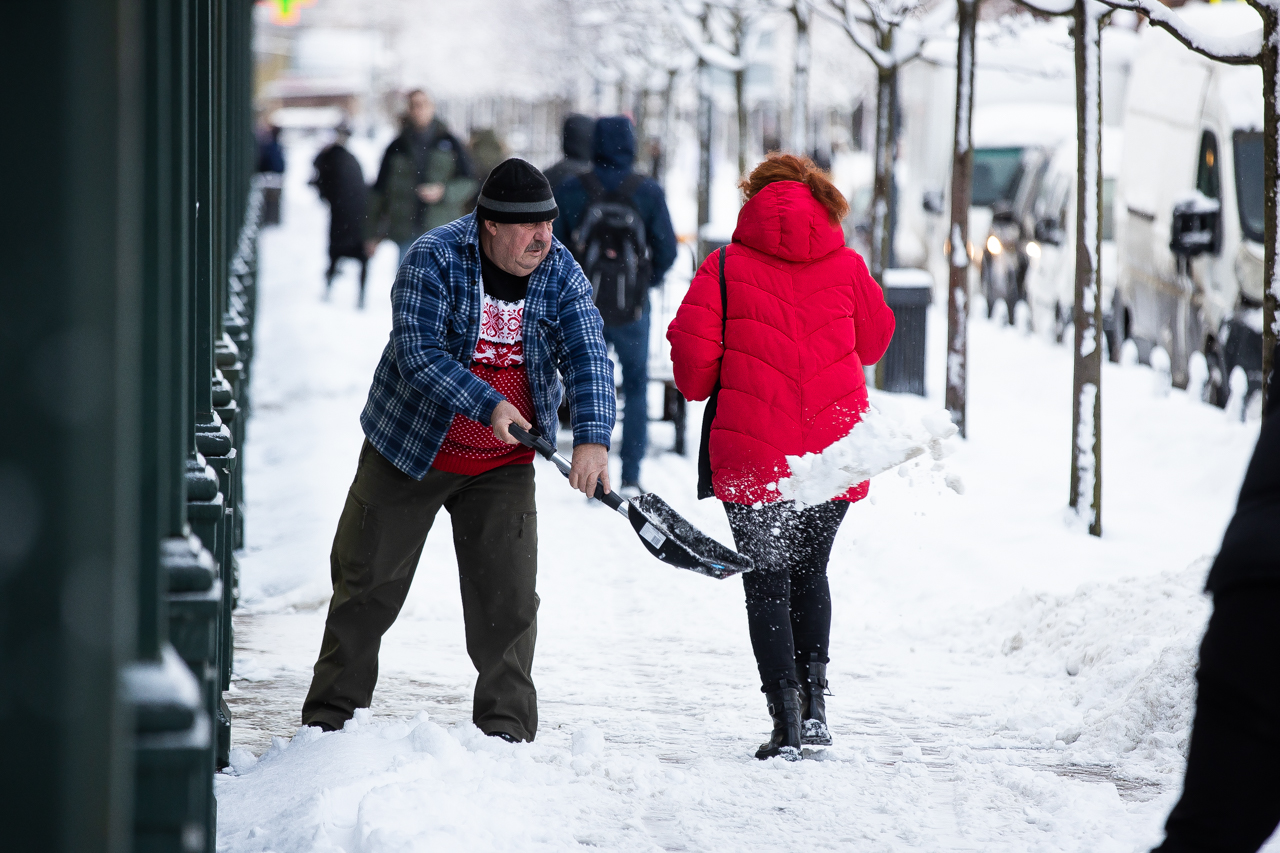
[3, 1, 260, 849]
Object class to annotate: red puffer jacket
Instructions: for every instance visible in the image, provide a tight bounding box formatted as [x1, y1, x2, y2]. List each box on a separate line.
[667, 181, 895, 505]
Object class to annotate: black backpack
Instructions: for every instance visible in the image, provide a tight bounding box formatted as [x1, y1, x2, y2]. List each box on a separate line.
[573, 172, 652, 327]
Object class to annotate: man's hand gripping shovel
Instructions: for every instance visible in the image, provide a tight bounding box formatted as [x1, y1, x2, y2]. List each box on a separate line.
[509, 425, 753, 579]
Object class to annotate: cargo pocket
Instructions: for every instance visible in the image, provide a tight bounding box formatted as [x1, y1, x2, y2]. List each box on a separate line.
[517, 511, 537, 540]
[332, 491, 382, 594]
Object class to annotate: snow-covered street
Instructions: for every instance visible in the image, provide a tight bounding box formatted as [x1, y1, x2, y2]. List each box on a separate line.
[216, 144, 1268, 852]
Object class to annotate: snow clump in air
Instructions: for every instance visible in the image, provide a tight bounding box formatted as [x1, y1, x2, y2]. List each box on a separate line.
[776, 406, 960, 507]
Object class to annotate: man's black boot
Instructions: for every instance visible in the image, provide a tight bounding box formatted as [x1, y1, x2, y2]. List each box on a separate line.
[755, 681, 802, 760]
[798, 653, 833, 746]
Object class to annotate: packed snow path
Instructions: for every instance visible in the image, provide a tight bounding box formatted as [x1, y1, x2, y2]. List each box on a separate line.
[216, 141, 1271, 852]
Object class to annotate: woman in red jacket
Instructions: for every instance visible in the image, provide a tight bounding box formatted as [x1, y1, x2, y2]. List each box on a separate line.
[668, 154, 895, 759]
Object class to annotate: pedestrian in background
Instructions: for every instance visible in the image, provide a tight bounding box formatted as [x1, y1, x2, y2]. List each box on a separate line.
[466, 127, 509, 210]
[544, 113, 595, 192]
[667, 153, 895, 760]
[1150, 347, 1280, 853]
[310, 121, 369, 307]
[554, 116, 677, 496]
[301, 159, 616, 744]
[256, 120, 285, 226]
[364, 89, 477, 264]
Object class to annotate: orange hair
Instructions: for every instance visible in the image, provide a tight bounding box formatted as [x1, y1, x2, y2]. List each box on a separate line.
[739, 153, 849, 224]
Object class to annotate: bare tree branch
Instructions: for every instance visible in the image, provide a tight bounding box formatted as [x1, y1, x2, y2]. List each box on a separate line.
[1098, 0, 1262, 65]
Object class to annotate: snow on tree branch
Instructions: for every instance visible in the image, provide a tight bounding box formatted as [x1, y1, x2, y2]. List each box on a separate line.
[1013, 0, 1074, 16]
[1098, 0, 1262, 65]
[663, 0, 775, 72]
[821, 0, 955, 70]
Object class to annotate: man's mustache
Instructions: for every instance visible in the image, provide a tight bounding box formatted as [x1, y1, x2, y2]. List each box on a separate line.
[524, 240, 548, 253]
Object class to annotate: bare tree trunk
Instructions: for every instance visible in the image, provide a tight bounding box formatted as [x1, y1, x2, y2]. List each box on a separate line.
[735, 66, 749, 178]
[946, 0, 978, 437]
[1070, 0, 1104, 536]
[869, 58, 894, 284]
[1261, 10, 1278, 415]
[733, 11, 750, 178]
[657, 67, 678, 184]
[870, 54, 896, 390]
[697, 54, 713, 261]
[791, 2, 811, 155]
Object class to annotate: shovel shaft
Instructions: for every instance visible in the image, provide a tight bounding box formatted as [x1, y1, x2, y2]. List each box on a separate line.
[509, 424, 629, 517]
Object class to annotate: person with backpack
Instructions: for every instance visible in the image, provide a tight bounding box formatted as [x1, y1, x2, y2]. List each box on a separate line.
[553, 116, 677, 495]
[543, 113, 595, 192]
[666, 154, 895, 760]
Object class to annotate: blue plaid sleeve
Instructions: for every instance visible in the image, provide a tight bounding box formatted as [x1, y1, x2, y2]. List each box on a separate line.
[554, 260, 616, 447]
[391, 242, 503, 424]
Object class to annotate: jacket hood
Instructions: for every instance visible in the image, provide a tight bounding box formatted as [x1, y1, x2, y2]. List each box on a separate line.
[563, 114, 595, 161]
[593, 116, 635, 170]
[731, 181, 846, 263]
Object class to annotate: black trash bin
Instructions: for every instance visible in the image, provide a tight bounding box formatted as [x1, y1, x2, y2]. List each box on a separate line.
[881, 268, 932, 396]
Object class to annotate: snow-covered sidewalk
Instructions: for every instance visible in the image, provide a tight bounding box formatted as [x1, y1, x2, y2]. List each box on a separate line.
[216, 142, 1266, 852]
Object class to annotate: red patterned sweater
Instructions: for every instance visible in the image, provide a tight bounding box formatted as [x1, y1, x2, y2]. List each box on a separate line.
[431, 291, 537, 475]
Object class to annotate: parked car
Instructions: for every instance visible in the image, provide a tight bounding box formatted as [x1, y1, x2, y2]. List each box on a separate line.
[973, 103, 1076, 322]
[1114, 0, 1264, 402]
[1022, 127, 1123, 357]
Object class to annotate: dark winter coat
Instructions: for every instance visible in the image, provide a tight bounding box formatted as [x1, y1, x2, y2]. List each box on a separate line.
[1205, 345, 1280, 593]
[311, 143, 368, 260]
[667, 181, 896, 505]
[256, 128, 284, 174]
[543, 114, 596, 192]
[552, 116, 678, 289]
[366, 118, 477, 246]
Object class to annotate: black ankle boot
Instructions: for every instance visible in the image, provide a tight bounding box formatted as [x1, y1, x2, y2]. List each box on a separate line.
[797, 653, 833, 746]
[755, 680, 802, 760]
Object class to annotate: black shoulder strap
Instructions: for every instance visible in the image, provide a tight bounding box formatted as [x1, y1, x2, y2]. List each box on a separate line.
[718, 246, 728, 342]
[579, 171, 606, 202]
[618, 172, 647, 200]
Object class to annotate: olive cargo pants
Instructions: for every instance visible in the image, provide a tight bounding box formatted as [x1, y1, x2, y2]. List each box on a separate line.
[301, 440, 540, 741]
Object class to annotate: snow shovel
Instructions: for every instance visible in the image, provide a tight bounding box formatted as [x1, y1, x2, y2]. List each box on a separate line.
[509, 425, 753, 579]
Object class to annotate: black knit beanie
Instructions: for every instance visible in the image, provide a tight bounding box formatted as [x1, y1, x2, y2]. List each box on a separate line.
[475, 158, 559, 224]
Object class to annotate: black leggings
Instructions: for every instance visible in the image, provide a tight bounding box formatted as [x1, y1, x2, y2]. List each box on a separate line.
[724, 500, 849, 692]
[1153, 584, 1280, 853]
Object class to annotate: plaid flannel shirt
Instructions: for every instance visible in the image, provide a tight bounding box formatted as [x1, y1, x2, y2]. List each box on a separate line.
[361, 213, 616, 479]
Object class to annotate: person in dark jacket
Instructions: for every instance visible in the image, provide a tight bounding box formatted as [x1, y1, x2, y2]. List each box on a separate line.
[543, 113, 595, 192]
[553, 116, 678, 494]
[311, 122, 370, 307]
[364, 89, 477, 264]
[256, 122, 286, 226]
[1150, 350, 1280, 853]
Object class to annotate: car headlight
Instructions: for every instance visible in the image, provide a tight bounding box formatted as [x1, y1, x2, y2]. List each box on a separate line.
[986, 235, 1003, 256]
[1025, 240, 1041, 259]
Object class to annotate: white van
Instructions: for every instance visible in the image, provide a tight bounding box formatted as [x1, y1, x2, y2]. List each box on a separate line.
[1114, 1, 1264, 400]
[1023, 126, 1123, 352]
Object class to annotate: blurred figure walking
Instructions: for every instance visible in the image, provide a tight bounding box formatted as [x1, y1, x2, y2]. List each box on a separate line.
[667, 154, 895, 760]
[311, 121, 370, 307]
[468, 128, 508, 184]
[544, 113, 595, 192]
[1150, 349, 1280, 853]
[364, 89, 477, 264]
[465, 127, 509, 210]
[256, 121, 285, 226]
[554, 116, 677, 495]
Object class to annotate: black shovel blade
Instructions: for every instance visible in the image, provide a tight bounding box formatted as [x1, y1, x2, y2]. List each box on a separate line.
[626, 493, 753, 579]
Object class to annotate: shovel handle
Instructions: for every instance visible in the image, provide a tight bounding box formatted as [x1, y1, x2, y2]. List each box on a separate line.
[509, 424, 629, 516]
